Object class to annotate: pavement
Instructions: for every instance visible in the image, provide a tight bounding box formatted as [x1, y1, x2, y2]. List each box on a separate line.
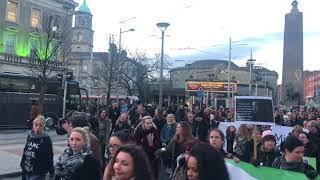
[0, 129, 68, 179]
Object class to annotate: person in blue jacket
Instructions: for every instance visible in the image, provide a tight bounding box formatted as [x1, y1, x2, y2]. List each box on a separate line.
[160, 113, 177, 145]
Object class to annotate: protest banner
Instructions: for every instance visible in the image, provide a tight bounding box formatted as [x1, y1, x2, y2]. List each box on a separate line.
[219, 122, 308, 148]
[226, 159, 320, 180]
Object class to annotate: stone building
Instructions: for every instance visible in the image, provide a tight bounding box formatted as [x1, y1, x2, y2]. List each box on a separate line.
[0, 0, 77, 74]
[150, 59, 278, 108]
[68, 1, 129, 102]
[281, 0, 304, 105]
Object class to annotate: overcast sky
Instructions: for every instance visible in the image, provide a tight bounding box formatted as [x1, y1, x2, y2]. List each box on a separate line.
[74, 0, 320, 84]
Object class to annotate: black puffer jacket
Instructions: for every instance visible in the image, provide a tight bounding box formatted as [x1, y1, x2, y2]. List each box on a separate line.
[272, 156, 318, 179]
[252, 148, 281, 167]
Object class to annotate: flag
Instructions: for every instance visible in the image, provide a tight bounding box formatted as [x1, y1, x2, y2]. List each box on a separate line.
[226, 159, 320, 180]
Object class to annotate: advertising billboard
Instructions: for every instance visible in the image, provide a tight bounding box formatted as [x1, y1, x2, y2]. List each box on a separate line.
[186, 81, 237, 93]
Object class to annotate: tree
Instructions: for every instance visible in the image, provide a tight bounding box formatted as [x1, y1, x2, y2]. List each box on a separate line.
[118, 52, 157, 103]
[91, 37, 120, 108]
[26, 12, 71, 114]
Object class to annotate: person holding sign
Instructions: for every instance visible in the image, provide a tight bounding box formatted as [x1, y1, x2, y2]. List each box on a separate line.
[251, 130, 281, 167]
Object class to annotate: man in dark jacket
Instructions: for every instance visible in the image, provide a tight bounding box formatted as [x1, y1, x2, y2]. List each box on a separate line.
[109, 103, 121, 129]
[193, 116, 209, 142]
[272, 135, 318, 179]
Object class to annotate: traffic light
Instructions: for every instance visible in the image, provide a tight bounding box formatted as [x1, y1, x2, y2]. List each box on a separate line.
[66, 71, 73, 81]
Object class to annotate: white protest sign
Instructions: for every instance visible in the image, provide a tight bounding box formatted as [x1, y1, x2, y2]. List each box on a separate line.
[219, 122, 307, 149]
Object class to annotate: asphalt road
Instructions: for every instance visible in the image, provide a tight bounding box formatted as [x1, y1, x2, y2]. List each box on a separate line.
[0, 129, 67, 179]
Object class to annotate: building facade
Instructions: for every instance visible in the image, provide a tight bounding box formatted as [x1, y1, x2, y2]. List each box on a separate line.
[0, 0, 77, 74]
[281, 0, 304, 105]
[304, 71, 320, 105]
[150, 59, 278, 109]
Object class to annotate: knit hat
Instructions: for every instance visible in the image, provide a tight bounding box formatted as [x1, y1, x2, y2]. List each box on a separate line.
[262, 130, 276, 143]
[283, 115, 289, 120]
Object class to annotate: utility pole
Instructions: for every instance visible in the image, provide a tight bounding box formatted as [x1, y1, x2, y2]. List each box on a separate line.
[227, 37, 231, 109]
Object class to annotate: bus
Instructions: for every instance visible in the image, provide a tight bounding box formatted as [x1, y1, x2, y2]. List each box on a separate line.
[0, 73, 84, 128]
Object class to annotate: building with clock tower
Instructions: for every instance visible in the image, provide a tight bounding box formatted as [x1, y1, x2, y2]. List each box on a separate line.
[71, 0, 94, 53]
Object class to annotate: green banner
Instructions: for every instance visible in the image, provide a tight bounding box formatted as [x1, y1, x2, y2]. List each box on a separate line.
[226, 159, 320, 180]
[304, 157, 317, 170]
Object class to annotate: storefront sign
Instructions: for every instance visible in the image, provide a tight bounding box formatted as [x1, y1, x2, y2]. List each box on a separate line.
[186, 81, 237, 93]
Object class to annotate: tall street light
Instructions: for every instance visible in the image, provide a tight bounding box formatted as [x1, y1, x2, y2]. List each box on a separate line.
[156, 22, 170, 110]
[227, 38, 248, 109]
[247, 50, 256, 96]
[119, 28, 135, 54]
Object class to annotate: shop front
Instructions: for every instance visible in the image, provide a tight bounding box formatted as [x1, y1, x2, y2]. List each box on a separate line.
[185, 81, 237, 110]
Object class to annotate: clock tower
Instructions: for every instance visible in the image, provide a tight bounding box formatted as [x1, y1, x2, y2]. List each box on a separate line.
[71, 0, 94, 52]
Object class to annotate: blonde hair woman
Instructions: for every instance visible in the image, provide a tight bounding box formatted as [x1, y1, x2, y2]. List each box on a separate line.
[55, 127, 101, 180]
[111, 113, 132, 134]
[20, 115, 54, 180]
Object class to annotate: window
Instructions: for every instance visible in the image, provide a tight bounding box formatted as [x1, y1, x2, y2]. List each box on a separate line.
[83, 65, 88, 71]
[31, 9, 41, 27]
[5, 34, 16, 54]
[53, 15, 61, 27]
[7, 1, 18, 22]
[29, 38, 38, 57]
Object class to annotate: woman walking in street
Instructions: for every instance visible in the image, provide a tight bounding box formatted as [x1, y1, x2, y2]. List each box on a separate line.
[21, 115, 54, 180]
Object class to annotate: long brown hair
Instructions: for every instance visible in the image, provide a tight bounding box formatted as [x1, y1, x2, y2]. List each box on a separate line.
[172, 121, 193, 144]
[237, 124, 251, 141]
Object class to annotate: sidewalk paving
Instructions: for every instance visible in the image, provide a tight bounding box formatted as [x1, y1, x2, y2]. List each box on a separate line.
[0, 142, 67, 178]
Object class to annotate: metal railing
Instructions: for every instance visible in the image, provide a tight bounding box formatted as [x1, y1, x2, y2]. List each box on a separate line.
[0, 53, 63, 69]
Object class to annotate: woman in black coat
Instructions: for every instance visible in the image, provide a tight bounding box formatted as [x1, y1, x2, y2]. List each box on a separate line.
[298, 132, 318, 157]
[21, 116, 54, 180]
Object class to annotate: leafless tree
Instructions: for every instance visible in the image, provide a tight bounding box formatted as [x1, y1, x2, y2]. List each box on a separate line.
[91, 36, 120, 107]
[26, 12, 71, 114]
[118, 51, 158, 102]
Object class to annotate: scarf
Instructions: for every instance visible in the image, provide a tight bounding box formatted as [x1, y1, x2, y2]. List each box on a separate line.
[279, 156, 305, 173]
[55, 145, 91, 176]
[167, 119, 176, 126]
[28, 130, 48, 139]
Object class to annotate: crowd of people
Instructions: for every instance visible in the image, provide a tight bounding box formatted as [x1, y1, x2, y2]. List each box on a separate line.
[20, 102, 320, 180]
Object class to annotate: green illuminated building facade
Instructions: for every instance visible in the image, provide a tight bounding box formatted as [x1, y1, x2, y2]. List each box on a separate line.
[0, 0, 78, 73]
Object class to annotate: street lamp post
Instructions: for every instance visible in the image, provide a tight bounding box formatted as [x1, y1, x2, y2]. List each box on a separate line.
[227, 38, 248, 109]
[156, 22, 170, 110]
[227, 38, 231, 109]
[117, 28, 134, 103]
[247, 50, 256, 96]
[119, 28, 135, 54]
[264, 67, 267, 96]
